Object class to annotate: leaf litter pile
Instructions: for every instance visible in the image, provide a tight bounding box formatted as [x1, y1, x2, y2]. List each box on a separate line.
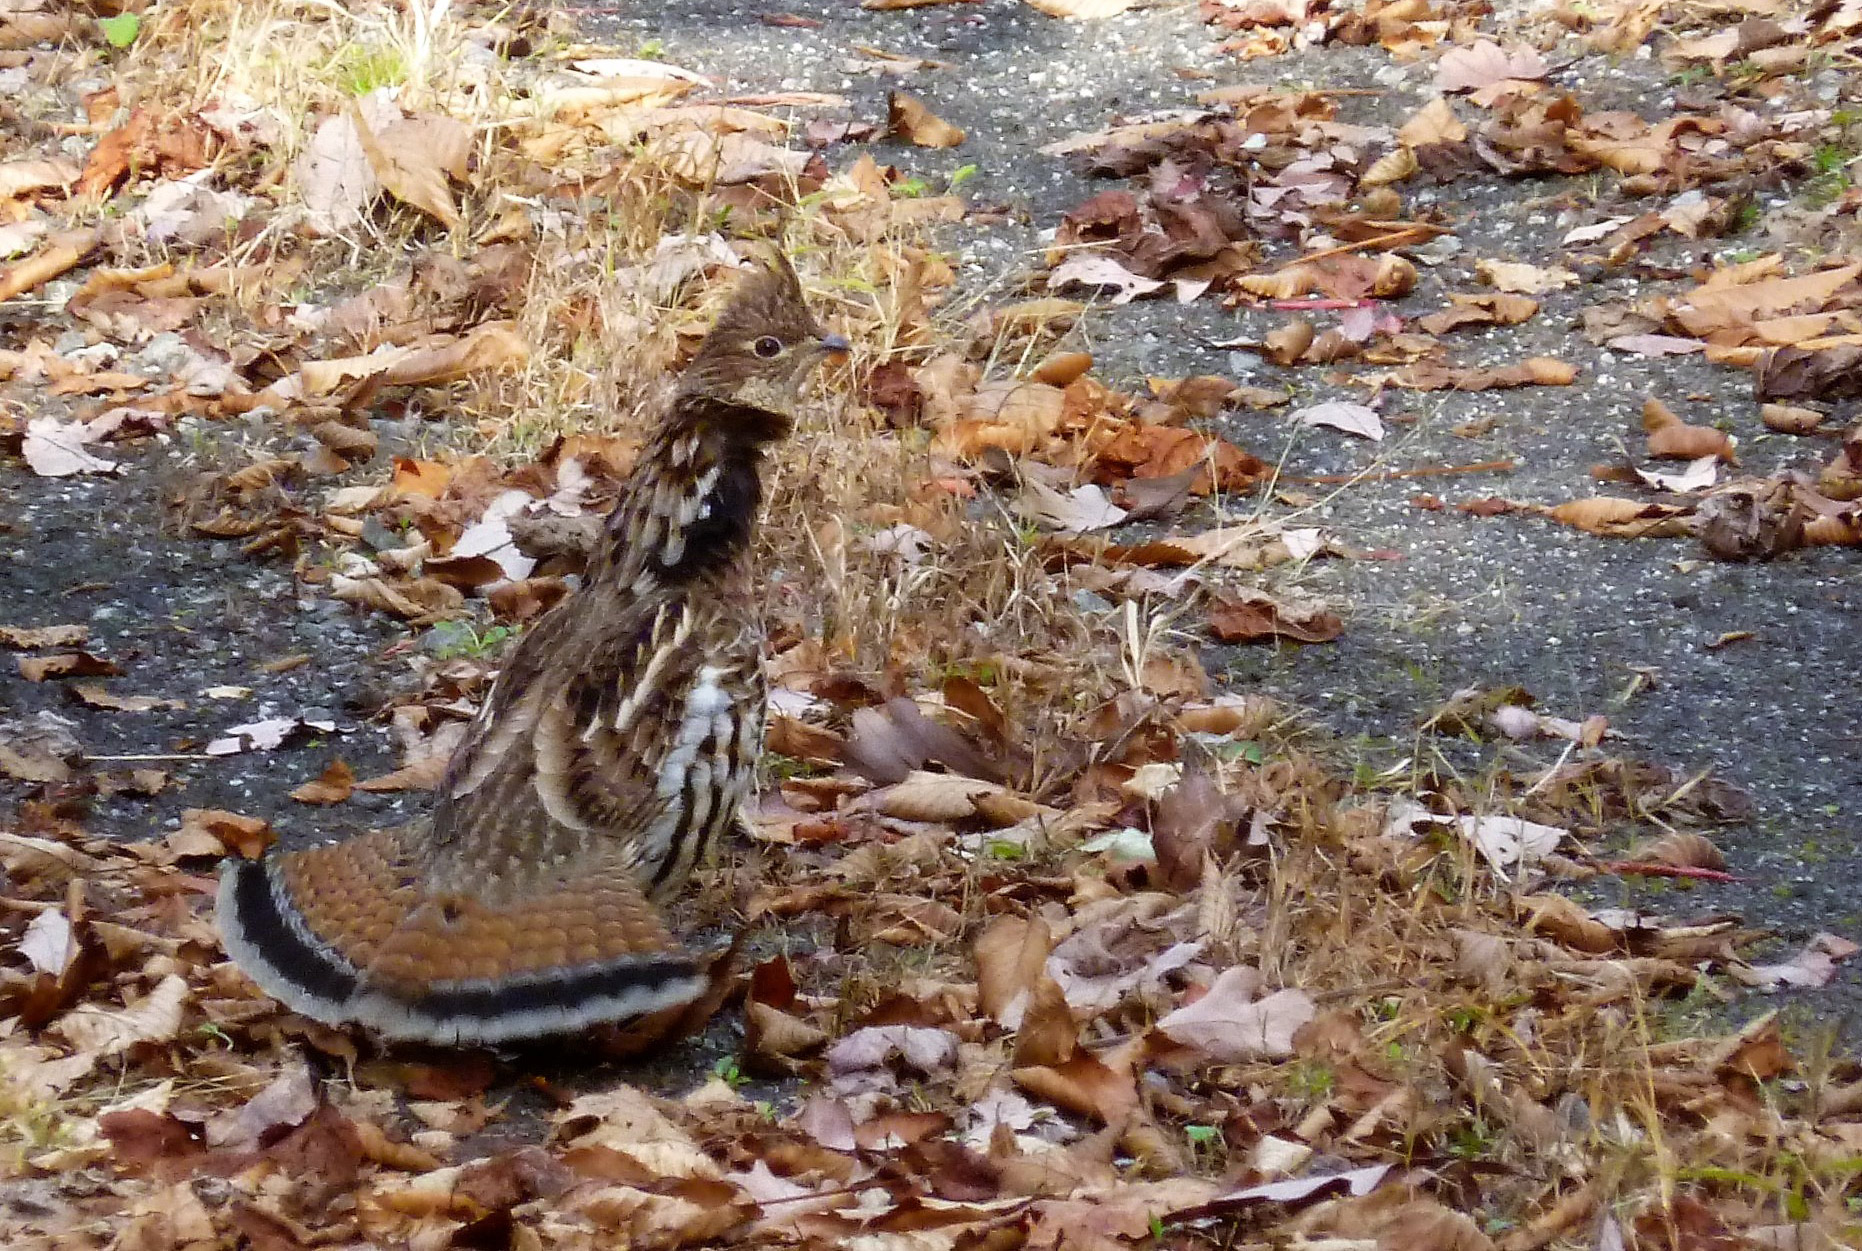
[2, 1, 1862, 1248]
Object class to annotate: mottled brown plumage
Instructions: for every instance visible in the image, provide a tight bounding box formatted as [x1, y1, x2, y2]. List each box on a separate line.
[217, 252, 844, 1045]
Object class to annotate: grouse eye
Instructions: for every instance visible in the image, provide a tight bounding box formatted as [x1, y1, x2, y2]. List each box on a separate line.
[752, 335, 784, 359]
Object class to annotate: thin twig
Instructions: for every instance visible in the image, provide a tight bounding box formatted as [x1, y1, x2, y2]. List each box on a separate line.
[1283, 226, 1445, 267]
[1595, 861, 1740, 885]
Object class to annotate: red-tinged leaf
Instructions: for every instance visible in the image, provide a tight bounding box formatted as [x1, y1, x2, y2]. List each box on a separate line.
[100, 1109, 208, 1176]
[1206, 590, 1342, 645]
[1151, 768, 1254, 891]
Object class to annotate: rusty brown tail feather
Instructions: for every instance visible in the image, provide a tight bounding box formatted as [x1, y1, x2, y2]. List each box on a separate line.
[216, 833, 708, 1046]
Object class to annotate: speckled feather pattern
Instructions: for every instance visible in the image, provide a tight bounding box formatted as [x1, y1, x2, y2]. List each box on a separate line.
[216, 254, 835, 1046]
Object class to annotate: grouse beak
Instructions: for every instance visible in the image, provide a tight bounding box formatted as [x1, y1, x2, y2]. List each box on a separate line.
[818, 332, 851, 359]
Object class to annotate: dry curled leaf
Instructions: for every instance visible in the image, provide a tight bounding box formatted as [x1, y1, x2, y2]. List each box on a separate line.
[887, 91, 965, 148]
[53, 975, 190, 1059]
[295, 108, 377, 234]
[1694, 479, 1803, 561]
[0, 624, 90, 649]
[18, 651, 122, 681]
[290, 759, 356, 806]
[177, 807, 275, 860]
[1436, 40, 1548, 93]
[1206, 590, 1342, 644]
[1759, 404, 1824, 435]
[23, 417, 118, 477]
[1642, 398, 1736, 462]
[1417, 293, 1538, 335]
[1475, 259, 1577, 294]
[974, 915, 1055, 1031]
[1291, 400, 1383, 441]
[1397, 97, 1467, 146]
[1047, 252, 1163, 304]
[1359, 146, 1418, 187]
[1543, 497, 1693, 538]
[1263, 319, 1314, 365]
[354, 107, 471, 229]
[1625, 832, 1726, 872]
[1394, 357, 1577, 390]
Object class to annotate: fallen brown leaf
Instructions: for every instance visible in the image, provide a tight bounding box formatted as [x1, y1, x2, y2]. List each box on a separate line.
[887, 91, 965, 148]
[18, 651, 123, 681]
[0, 624, 90, 649]
[354, 105, 471, 229]
[1542, 497, 1692, 538]
[1207, 590, 1342, 644]
[290, 759, 356, 806]
[1642, 397, 1736, 462]
[1157, 971, 1314, 1062]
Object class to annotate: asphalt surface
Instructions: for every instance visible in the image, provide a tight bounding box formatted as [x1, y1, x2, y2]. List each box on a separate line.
[588, 0, 1862, 1013]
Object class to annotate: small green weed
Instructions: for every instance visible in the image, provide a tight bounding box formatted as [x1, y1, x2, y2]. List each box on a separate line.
[99, 13, 141, 48]
[427, 621, 518, 659]
[1802, 144, 1854, 207]
[1211, 738, 1265, 765]
[327, 42, 408, 96]
[1446, 1118, 1497, 1161]
[1286, 1060, 1335, 1101]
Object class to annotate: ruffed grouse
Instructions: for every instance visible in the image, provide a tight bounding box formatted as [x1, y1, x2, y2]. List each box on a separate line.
[217, 251, 845, 1045]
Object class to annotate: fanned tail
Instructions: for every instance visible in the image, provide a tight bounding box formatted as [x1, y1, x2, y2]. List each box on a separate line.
[215, 834, 708, 1047]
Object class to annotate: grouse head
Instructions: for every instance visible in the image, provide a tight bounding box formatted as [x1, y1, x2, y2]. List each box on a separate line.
[678, 250, 848, 425]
